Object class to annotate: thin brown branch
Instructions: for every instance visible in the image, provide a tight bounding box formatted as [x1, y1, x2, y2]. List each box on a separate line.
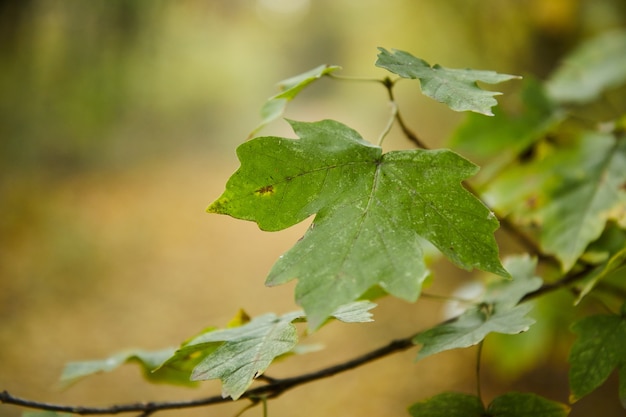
[381, 77, 429, 149]
[0, 337, 415, 415]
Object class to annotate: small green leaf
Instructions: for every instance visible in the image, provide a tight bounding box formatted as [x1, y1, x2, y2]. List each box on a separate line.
[59, 348, 196, 387]
[546, 29, 626, 104]
[187, 311, 301, 399]
[569, 313, 626, 403]
[414, 255, 541, 359]
[408, 392, 485, 417]
[250, 64, 341, 136]
[487, 392, 570, 416]
[209, 119, 507, 329]
[376, 48, 520, 115]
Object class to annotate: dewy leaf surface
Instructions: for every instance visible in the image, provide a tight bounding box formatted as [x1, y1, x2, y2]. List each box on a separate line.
[569, 311, 626, 404]
[414, 255, 541, 359]
[208, 119, 507, 328]
[376, 48, 520, 116]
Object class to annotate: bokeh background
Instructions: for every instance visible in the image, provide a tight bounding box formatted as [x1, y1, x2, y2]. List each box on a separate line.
[1, 1, 625, 416]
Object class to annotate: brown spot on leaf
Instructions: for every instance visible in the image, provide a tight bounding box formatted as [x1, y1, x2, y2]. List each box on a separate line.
[255, 185, 275, 196]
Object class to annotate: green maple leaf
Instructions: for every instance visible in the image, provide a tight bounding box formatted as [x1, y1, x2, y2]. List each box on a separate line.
[409, 391, 569, 417]
[569, 308, 626, 407]
[250, 64, 341, 137]
[208, 119, 508, 329]
[376, 48, 520, 116]
[59, 348, 197, 388]
[414, 255, 541, 359]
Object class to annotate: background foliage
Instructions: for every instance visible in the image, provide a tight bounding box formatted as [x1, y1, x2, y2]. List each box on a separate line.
[1, 1, 626, 416]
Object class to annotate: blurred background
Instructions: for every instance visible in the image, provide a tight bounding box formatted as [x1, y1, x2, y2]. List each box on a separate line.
[1, 1, 625, 416]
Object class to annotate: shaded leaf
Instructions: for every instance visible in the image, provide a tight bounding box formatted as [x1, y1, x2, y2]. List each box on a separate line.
[575, 247, 626, 304]
[488, 392, 570, 416]
[408, 392, 484, 417]
[546, 29, 626, 104]
[414, 255, 541, 359]
[250, 64, 341, 137]
[376, 48, 520, 115]
[535, 132, 626, 270]
[408, 391, 569, 417]
[60, 348, 196, 388]
[569, 310, 626, 404]
[209, 119, 507, 328]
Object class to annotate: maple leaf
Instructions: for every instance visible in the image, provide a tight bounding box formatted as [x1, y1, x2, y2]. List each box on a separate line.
[414, 255, 541, 359]
[250, 64, 341, 137]
[208, 119, 508, 328]
[376, 48, 520, 116]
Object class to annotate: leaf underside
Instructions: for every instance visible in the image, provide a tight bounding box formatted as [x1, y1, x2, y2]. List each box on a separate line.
[208, 119, 507, 328]
[376, 48, 520, 116]
[414, 255, 541, 359]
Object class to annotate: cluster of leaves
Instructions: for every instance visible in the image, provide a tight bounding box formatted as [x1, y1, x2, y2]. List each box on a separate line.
[9, 29, 626, 417]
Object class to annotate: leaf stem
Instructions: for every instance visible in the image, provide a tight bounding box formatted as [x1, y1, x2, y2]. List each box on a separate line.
[377, 100, 398, 146]
[476, 341, 484, 405]
[382, 77, 429, 148]
[327, 73, 386, 83]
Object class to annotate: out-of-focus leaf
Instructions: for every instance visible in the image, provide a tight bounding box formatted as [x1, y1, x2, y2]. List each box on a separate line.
[535, 132, 626, 271]
[569, 309, 626, 404]
[575, 248, 626, 304]
[414, 255, 541, 359]
[376, 48, 520, 115]
[408, 392, 484, 417]
[487, 392, 570, 416]
[250, 64, 341, 137]
[209, 119, 508, 328]
[449, 77, 560, 160]
[409, 391, 569, 417]
[60, 348, 196, 387]
[546, 29, 626, 104]
[23, 412, 74, 417]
